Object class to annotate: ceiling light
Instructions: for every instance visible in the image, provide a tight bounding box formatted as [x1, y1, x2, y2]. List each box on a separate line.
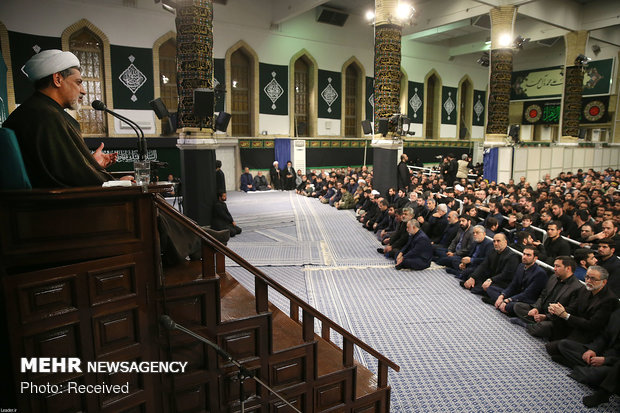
[396, 2, 415, 22]
[498, 33, 512, 48]
[365, 10, 375, 21]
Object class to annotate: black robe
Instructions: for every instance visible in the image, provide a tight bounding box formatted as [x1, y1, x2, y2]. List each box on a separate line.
[3, 91, 113, 187]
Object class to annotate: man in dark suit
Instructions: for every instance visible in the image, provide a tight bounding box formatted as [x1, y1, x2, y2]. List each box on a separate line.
[211, 192, 242, 237]
[546, 266, 618, 355]
[461, 233, 520, 295]
[395, 220, 432, 270]
[512, 256, 584, 338]
[485, 245, 548, 316]
[556, 308, 620, 391]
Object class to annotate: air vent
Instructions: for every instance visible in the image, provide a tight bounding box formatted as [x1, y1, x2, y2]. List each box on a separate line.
[537, 37, 560, 47]
[317, 7, 349, 27]
[472, 14, 491, 30]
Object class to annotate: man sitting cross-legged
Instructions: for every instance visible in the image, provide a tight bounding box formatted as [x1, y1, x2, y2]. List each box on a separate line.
[485, 245, 548, 316]
[445, 225, 492, 280]
[460, 233, 520, 295]
[545, 265, 618, 356]
[555, 308, 620, 396]
[395, 220, 432, 271]
[379, 207, 414, 259]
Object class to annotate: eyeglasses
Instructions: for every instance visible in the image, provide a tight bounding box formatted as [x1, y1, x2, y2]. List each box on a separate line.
[584, 275, 601, 282]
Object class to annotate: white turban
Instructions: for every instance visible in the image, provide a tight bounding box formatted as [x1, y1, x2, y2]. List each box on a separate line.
[23, 50, 80, 81]
[455, 184, 464, 192]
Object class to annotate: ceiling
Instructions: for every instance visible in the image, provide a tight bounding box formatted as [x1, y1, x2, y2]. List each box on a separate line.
[268, 0, 620, 57]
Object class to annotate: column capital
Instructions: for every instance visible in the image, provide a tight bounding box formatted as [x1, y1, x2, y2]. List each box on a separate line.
[489, 6, 517, 50]
[375, 0, 401, 27]
[564, 30, 589, 67]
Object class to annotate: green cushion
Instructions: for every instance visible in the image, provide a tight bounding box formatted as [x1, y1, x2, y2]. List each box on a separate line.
[0, 127, 32, 189]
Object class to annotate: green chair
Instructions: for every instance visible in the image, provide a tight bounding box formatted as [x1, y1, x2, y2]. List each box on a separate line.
[0, 127, 31, 189]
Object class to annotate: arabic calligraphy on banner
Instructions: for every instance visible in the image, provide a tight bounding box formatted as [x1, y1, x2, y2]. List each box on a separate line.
[511, 58, 613, 100]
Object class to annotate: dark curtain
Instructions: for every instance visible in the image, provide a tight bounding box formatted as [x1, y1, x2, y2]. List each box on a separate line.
[274, 138, 291, 168]
[483, 147, 498, 183]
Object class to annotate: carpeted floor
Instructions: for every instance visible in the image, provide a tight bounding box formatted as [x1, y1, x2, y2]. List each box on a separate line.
[224, 191, 619, 412]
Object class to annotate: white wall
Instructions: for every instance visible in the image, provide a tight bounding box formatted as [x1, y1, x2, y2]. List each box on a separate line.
[511, 145, 620, 184]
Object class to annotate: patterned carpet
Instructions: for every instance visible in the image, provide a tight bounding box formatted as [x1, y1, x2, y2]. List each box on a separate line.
[224, 191, 619, 412]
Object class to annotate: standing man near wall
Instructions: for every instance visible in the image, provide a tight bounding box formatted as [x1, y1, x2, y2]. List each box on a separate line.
[397, 153, 410, 192]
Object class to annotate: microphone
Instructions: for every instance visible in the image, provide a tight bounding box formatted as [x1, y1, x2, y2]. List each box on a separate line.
[160, 315, 176, 330]
[92, 100, 147, 160]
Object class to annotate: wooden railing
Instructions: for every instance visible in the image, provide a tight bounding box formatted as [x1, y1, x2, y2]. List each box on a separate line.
[154, 195, 400, 385]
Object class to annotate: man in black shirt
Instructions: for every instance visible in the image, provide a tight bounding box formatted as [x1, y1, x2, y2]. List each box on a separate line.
[541, 221, 571, 265]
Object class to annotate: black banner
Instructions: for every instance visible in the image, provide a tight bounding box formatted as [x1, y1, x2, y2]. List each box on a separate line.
[407, 81, 424, 124]
[441, 86, 457, 125]
[8, 31, 61, 104]
[259, 63, 288, 115]
[472, 89, 486, 127]
[365, 76, 374, 121]
[111, 45, 154, 110]
[318, 69, 341, 119]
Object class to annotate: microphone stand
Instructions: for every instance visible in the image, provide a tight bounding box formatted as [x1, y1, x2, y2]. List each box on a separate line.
[92, 100, 147, 160]
[160, 316, 301, 413]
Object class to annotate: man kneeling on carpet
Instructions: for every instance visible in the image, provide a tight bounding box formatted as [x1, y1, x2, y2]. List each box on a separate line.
[395, 220, 432, 270]
[211, 192, 242, 237]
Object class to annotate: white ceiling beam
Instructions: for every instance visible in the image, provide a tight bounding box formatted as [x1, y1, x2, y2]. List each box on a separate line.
[271, 0, 330, 25]
[472, 0, 540, 8]
[449, 41, 490, 56]
[515, 18, 568, 43]
[516, 0, 582, 31]
[402, 0, 491, 37]
[404, 20, 472, 40]
[580, 2, 620, 31]
[590, 28, 620, 48]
